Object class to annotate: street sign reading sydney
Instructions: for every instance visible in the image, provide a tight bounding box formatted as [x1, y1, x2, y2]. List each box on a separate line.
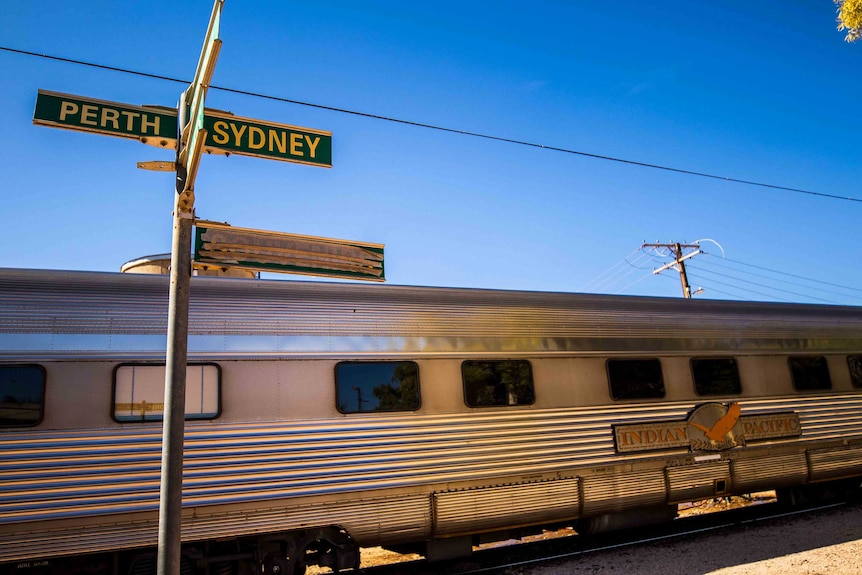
[33, 90, 332, 168]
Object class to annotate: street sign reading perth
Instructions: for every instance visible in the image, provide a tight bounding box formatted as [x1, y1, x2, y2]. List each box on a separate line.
[33, 90, 178, 149]
[33, 90, 332, 168]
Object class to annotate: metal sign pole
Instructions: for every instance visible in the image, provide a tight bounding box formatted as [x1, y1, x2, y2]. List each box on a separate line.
[156, 3, 221, 571]
[157, 93, 194, 575]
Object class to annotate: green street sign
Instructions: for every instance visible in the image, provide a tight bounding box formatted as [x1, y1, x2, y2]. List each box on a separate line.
[33, 90, 332, 168]
[194, 221, 384, 281]
[202, 110, 332, 167]
[33, 90, 178, 149]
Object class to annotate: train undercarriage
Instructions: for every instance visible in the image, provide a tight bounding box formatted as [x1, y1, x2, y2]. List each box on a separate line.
[6, 474, 860, 575]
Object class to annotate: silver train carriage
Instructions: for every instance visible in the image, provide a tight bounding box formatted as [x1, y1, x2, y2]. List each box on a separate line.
[1, 268, 862, 575]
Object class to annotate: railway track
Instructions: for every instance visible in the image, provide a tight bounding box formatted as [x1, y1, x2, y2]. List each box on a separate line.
[354, 497, 859, 575]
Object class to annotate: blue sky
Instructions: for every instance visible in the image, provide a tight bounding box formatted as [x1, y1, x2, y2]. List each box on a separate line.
[1, 1, 860, 304]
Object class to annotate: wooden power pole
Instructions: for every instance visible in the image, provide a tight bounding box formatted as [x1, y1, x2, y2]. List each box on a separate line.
[642, 242, 702, 298]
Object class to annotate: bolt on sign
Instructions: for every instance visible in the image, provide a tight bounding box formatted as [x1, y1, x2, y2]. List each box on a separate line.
[194, 221, 384, 281]
[613, 402, 802, 453]
[33, 90, 332, 167]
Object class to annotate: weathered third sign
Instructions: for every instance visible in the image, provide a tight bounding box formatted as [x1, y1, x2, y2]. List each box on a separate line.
[194, 221, 384, 281]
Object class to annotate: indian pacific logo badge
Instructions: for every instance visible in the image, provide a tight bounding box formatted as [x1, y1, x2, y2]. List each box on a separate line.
[613, 402, 801, 454]
[687, 402, 744, 451]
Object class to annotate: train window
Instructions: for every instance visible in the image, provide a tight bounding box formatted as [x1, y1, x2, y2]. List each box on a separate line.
[789, 356, 832, 391]
[462, 360, 534, 407]
[607, 358, 665, 400]
[112, 364, 221, 422]
[691, 358, 742, 396]
[335, 361, 420, 414]
[0, 365, 45, 427]
[849, 355, 862, 388]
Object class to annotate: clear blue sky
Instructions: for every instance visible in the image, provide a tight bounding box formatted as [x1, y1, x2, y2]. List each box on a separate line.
[2, 1, 860, 304]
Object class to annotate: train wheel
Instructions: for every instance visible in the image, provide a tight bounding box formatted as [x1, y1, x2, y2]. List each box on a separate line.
[290, 550, 306, 575]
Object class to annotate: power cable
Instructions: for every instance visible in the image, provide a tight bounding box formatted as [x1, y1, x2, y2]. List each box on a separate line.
[3, 45, 861, 204]
[594, 252, 654, 293]
[605, 255, 652, 289]
[688, 266, 837, 304]
[583, 249, 649, 292]
[685, 271, 796, 303]
[694, 257, 861, 301]
[704, 253, 862, 295]
[612, 267, 656, 294]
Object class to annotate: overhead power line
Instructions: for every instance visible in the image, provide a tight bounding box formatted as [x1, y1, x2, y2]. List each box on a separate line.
[710, 255, 862, 295]
[580, 247, 643, 291]
[684, 271, 798, 303]
[688, 256, 862, 305]
[3, 45, 862, 205]
[688, 266, 837, 304]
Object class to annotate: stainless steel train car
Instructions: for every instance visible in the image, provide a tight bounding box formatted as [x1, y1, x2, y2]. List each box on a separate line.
[2, 267, 862, 575]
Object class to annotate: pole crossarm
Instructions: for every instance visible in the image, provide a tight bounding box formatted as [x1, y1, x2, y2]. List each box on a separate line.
[651, 249, 701, 275]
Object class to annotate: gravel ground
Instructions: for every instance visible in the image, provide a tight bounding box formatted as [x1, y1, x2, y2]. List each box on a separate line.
[518, 503, 862, 575]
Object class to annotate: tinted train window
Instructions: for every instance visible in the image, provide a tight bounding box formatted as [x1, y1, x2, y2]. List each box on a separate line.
[607, 359, 665, 400]
[113, 364, 221, 422]
[463, 360, 534, 407]
[849, 355, 862, 388]
[691, 358, 742, 396]
[789, 356, 832, 391]
[0, 365, 45, 427]
[336, 361, 420, 414]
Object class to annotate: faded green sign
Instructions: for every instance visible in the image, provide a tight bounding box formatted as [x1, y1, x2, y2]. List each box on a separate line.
[194, 222, 384, 281]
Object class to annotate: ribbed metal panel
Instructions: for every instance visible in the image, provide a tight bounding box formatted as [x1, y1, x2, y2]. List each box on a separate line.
[2, 268, 862, 357]
[1, 401, 704, 520]
[807, 446, 862, 481]
[581, 470, 667, 515]
[0, 403, 681, 561]
[731, 453, 808, 491]
[5, 522, 141, 564]
[666, 461, 731, 503]
[183, 492, 432, 546]
[0, 407, 630, 526]
[432, 478, 580, 536]
[4, 394, 862, 561]
[1, 494, 430, 563]
[742, 395, 862, 443]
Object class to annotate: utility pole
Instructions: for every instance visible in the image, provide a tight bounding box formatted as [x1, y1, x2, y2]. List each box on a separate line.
[642, 242, 702, 298]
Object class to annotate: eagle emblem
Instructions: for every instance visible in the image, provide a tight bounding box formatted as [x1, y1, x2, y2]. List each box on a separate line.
[687, 402, 745, 451]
